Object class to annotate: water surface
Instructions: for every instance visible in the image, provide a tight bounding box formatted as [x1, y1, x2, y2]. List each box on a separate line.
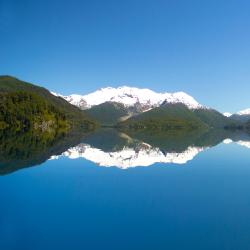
[1, 129, 250, 250]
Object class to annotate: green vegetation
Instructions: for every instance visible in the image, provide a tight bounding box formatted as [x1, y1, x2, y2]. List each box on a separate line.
[0, 76, 98, 132]
[0, 75, 98, 174]
[0, 128, 89, 175]
[118, 103, 208, 131]
[193, 109, 233, 128]
[86, 102, 129, 126]
[0, 91, 69, 132]
[117, 103, 245, 132]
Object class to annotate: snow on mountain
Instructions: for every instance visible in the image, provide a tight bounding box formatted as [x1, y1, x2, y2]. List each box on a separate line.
[223, 138, 250, 149]
[223, 112, 232, 117]
[52, 86, 204, 110]
[237, 140, 250, 149]
[51, 91, 61, 97]
[222, 109, 250, 119]
[236, 108, 250, 116]
[223, 139, 233, 144]
[51, 92, 88, 109]
[49, 143, 207, 169]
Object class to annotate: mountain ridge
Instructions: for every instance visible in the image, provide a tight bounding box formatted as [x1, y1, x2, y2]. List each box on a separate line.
[52, 86, 205, 110]
[1, 76, 248, 131]
[52, 85, 247, 129]
[224, 108, 250, 123]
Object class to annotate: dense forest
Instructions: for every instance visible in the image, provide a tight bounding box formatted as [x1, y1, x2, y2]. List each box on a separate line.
[0, 76, 98, 132]
[0, 91, 69, 132]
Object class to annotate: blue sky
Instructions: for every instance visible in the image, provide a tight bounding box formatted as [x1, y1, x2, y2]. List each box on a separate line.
[1, 0, 250, 113]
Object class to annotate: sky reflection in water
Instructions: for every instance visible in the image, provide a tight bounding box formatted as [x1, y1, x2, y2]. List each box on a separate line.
[1, 129, 250, 250]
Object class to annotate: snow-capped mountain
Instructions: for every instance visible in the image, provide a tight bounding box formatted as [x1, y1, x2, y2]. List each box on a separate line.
[223, 138, 250, 149]
[50, 142, 207, 169]
[223, 112, 232, 117]
[236, 108, 250, 116]
[228, 108, 250, 122]
[223, 108, 250, 117]
[52, 86, 204, 110]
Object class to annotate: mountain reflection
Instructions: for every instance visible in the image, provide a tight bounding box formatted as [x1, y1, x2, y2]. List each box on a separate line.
[50, 143, 207, 168]
[1, 128, 250, 174]
[0, 129, 89, 175]
[50, 128, 250, 169]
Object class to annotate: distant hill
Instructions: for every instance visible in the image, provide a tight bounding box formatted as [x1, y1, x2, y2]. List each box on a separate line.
[223, 108, 250, 123]
[117, 103, 209, 130]
[193, 108, 234, 128]
[0, 76, 97, 131]
[231, 114, 250, 123]
[223, 108, 250, 129]
[117, 103, 239, 130]
[85, 102, 130, 126]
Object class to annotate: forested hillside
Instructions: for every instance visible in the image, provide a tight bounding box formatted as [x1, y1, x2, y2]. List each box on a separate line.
[0, 76, 98, 132]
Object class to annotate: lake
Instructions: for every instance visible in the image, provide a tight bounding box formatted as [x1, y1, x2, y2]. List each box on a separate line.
[1, 128, 250, 249]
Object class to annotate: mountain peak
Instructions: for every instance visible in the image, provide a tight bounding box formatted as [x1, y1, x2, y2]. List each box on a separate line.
[53, 86, 204, 110]
[223, 112, 232, 117]
[237, 108, 250, 115]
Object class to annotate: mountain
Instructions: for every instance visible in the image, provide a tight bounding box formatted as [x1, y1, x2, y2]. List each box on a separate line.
[237, 108, 250, 116]
[53, 85, 238, 129]
[53, 86, 204, 110]
[223, 112, 232, 117]
[193, 108, 233, 128]
[55, 86, 239, 129]
[117, 102, 238, 130]
[0, 76, 97, 131]
[117, 103, 209, 130]
[223, 108, 250, 130]
[53, 86, 207, 126]
[85, 102, 130, 126]
[230, 108, 250, 122]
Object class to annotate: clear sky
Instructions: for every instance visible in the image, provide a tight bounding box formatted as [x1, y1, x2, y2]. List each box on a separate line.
[1, 0, 250, 113]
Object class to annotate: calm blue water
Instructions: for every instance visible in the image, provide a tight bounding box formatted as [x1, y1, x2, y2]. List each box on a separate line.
[1, 141, 250, 249]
